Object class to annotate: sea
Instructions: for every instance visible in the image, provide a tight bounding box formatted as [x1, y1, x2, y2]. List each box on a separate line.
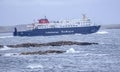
[0, 29, 120, 72]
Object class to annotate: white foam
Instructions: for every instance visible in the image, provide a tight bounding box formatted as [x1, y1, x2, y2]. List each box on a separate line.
[27, 64, 43, 69]
[66, 48, 79, 53]
[3, 53, 19, 57]
[74, 33, 82, 35]
[96, 31, 108, 34]
[0, 46, 12, 50]
[0, 36, 13, 38]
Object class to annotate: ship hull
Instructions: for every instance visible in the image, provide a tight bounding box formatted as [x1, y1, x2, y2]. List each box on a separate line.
[13, 25, 101, 36]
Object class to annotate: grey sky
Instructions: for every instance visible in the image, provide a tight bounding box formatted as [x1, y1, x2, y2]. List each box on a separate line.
[0, 0, 120, 26]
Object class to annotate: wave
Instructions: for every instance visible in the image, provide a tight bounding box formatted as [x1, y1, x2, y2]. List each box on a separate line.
[0, 36, 13, 38]
[96, 31, 108, 34]
[27, 64, 43, 69]
[66, 48, 79, 53]
[0, 46, 12, 50]
[3, 53, 19, 57]
[84, 53, 108, 56]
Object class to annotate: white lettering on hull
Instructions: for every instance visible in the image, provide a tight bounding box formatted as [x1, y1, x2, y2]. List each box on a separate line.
[46, 31, 59, 34]
[61, 30, 74, 33]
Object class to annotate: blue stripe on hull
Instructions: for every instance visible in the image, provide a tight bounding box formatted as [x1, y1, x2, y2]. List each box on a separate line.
[14, 25, 100, 36]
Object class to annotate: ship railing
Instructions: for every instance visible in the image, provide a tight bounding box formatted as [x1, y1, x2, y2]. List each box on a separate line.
[33, 19, 96, 29]
[34, 23, 94, 29]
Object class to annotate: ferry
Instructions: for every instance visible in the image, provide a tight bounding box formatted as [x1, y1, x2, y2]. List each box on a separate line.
[13, 15, 100, 36]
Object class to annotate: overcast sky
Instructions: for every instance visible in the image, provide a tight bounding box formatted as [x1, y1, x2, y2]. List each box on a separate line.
[0, 0, 120, 26]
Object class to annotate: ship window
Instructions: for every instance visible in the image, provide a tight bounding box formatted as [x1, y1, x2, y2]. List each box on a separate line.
[66, 21, 69, 23]
[51, 25, 55, 28]
[77, 22, 80, 24]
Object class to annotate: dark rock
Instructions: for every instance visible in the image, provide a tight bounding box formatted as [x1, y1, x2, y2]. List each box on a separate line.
[7, 41, 98, 48]
[0, 45, 3, 48]
[21, 50, 65, 55]
[7, 43, 42, 48]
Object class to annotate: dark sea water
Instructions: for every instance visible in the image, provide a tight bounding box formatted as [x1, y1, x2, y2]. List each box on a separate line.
[0, 29, 120, 72]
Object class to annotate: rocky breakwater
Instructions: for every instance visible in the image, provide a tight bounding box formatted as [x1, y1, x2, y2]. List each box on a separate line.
[7, 41, 98, 48]
[0, 41, 98, 55]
